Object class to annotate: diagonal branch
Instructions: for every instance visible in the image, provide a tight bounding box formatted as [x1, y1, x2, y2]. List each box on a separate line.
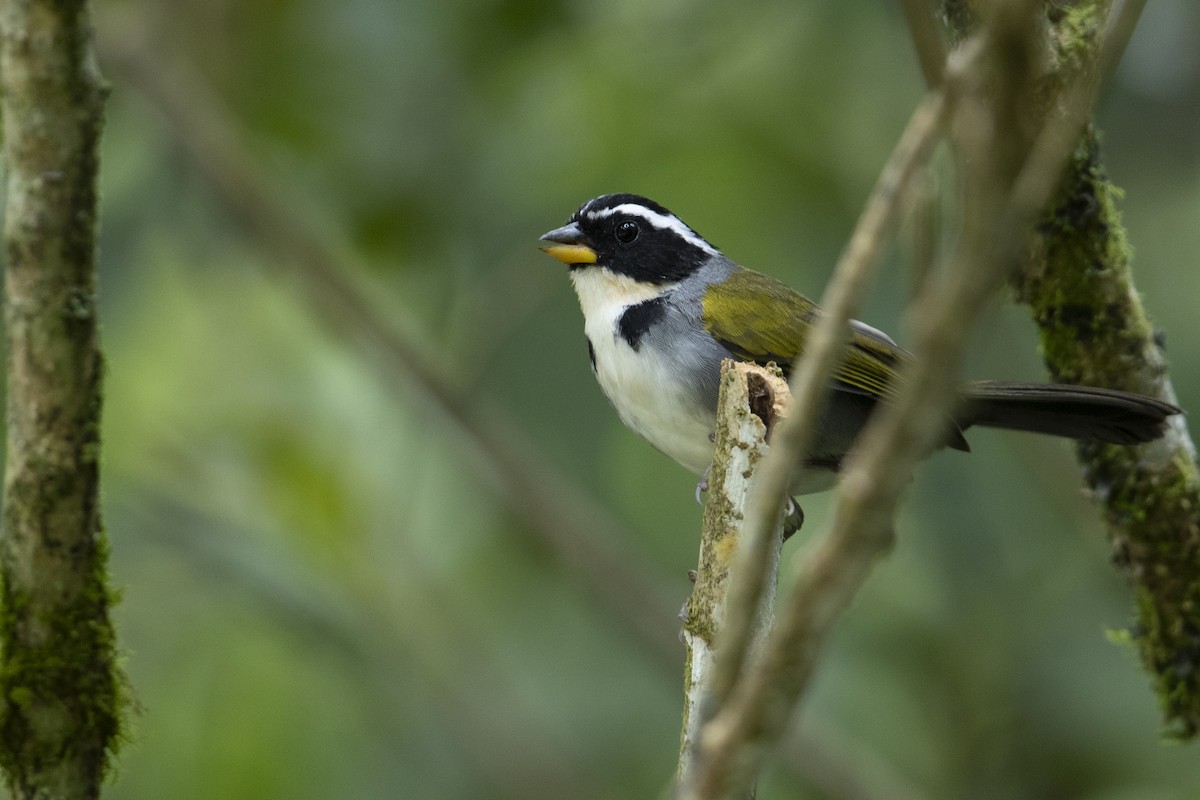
[707, 84, 954, 718]
[681, 1, 1134, 795]
[102, 29, 941, 800]
[899, 0, 948, 87]
[946, 0, 1200, 740]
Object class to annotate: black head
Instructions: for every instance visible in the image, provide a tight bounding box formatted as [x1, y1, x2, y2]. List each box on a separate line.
[539, 193, 720, 284]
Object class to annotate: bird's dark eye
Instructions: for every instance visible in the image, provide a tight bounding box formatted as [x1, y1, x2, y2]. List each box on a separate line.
[615, 219, 640, 244]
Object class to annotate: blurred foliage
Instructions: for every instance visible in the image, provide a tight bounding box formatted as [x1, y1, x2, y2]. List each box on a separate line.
[24, 0, 1200, 797]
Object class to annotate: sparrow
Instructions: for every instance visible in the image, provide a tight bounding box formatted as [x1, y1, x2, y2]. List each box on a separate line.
[540, 193, 1180, 495]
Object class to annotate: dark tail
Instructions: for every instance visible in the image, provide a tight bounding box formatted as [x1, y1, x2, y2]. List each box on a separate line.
[957, 381, 1181, 445]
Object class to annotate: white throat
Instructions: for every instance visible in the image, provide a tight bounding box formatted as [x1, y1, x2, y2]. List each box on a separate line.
[568, 266, 664, 325]
[567, 266, 715, 475]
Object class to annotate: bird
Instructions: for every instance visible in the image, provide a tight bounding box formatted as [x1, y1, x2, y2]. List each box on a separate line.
[539, 192, 1181, 497]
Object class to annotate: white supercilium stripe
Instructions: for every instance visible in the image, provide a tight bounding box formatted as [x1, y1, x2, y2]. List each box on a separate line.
[586, 203, 720, 256]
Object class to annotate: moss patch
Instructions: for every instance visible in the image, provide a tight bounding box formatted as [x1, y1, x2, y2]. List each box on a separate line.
[1014, 129, 1200, 737]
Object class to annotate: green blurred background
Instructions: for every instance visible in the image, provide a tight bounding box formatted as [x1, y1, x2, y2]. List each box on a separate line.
[57, 0, 1200, 797]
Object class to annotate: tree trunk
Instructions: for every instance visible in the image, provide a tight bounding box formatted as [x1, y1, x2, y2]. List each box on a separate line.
[0, 0, 124, 796]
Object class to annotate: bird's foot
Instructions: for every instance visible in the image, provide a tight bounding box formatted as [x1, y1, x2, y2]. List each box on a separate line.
[694, 467, 711, 505]
[678, 595, 693, 642]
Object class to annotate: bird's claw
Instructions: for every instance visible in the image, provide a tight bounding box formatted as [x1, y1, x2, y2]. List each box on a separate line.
[694, 466, 711, 505]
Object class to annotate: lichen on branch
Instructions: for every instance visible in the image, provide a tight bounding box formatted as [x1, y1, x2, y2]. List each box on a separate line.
[1017, 133, 1200, 737]
[0, 0, 125, 795]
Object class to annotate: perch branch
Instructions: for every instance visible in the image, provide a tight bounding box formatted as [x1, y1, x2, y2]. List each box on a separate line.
[678, 362, 790, 791]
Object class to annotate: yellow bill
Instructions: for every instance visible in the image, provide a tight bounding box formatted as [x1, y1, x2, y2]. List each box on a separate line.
[540, 243, 597, 265]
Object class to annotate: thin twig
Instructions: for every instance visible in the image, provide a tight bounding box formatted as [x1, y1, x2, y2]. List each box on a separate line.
[899, 0, 947, 86]
[684, 1, 1128, 794]
[709, 86, 952, 713]
[1099, 0, 1148, 83]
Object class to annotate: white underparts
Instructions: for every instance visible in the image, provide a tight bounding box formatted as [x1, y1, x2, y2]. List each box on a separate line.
[569, 267, 715, 474]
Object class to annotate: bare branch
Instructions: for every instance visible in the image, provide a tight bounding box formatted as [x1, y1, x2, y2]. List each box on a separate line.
[1099, 0, 1148, 82]
[899, 0, 948, 86]
[681, 1, 1136, 795]
[707, 86, 951, 717]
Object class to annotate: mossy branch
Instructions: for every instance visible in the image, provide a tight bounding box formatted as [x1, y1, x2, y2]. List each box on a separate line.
[1020, 129, 1200, 737]
[680, 2, 1134, 795]
[0, 0, 124, 796]
[944, 0, 1200, 740]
